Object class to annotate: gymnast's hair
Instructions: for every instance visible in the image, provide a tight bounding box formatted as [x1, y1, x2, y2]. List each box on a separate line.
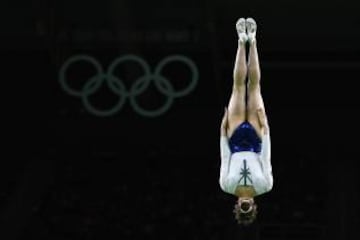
[233, 201, 258, 225]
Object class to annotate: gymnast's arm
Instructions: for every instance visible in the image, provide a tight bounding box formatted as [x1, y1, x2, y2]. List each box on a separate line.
[219, 108, 232, 193]
[258, 109, 273, 192]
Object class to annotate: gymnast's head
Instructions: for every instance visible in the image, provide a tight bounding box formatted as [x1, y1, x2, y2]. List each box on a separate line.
[233, 197, 258, 225]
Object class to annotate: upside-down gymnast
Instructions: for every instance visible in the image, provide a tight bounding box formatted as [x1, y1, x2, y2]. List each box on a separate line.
[219, 17, 273, 225]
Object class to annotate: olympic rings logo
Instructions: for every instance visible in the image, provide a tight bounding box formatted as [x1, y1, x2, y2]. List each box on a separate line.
[59, 54, 199, 117]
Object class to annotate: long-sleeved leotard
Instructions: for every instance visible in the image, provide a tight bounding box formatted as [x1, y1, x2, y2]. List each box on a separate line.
[219, 132, 273, 196]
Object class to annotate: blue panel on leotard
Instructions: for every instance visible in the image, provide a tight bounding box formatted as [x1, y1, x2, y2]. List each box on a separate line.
[228, 121, 262, 153]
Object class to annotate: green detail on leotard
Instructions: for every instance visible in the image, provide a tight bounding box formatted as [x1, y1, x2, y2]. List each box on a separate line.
[238, 159, 253, 186]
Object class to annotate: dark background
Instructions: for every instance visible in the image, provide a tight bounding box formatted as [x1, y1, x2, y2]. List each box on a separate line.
[1, 0, 360, 239]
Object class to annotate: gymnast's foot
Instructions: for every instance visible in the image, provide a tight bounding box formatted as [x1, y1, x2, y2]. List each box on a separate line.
[236, 18, 248, 43]
[246, 17, 257, 43]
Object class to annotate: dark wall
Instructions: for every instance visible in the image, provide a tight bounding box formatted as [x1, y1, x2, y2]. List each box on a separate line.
[2, 0, 359, 239]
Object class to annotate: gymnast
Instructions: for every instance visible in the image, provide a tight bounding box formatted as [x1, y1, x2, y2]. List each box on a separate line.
[219, 17, 273, 225]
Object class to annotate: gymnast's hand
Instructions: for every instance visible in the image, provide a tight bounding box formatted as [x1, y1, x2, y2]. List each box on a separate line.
[221, 107, 229, 137]
[257, 108, 269, 135]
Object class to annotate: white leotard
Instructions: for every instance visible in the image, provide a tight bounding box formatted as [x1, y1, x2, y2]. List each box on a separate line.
[219, 132, 273, 196]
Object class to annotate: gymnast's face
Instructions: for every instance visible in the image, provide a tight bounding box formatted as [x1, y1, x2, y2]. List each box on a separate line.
[238, 198, 255, 213]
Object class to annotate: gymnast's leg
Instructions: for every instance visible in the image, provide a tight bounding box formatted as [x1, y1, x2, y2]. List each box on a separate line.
[246, 18, 269, 138]
[226, 18, 248, 138]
